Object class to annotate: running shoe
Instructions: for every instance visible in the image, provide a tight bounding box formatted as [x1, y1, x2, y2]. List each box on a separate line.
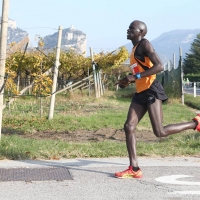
[115, 166, 142, 178]
[193, 114, 200, 132]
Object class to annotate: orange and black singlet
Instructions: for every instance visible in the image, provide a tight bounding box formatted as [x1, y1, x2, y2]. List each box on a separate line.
[130, 39, 156, 93]
[130, 39, 168, 106]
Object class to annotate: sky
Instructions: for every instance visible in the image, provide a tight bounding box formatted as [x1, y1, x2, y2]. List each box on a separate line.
[3, 0, 200, 55]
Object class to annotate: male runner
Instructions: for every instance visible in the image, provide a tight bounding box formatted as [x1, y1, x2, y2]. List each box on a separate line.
[115, 20, 200, 179]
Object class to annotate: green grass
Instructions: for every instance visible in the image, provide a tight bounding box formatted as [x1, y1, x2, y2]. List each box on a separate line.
[2, 92, 196, 133]
[184, 93, 200, 110]
[1, 90, 200, 160]
[1, 132, 200, 160]
[137, 132, 200, 157]
[0, 135, 128, 160]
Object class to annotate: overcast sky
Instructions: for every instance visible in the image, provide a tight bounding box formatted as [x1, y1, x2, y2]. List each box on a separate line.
[4, 0, 200, 55]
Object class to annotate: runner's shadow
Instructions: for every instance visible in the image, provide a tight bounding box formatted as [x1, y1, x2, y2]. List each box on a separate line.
[18, 159, 127, 177]
[19, 159, 127, 167]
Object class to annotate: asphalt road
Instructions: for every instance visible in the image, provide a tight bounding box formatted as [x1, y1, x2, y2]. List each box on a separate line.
[0, 157, 200, 200]
[184, 87, 200, 96]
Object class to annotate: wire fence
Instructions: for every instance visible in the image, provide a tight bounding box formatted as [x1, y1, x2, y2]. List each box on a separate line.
[156, 57, 182, 98]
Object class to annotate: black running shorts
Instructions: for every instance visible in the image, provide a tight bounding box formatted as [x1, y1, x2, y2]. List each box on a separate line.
[132, 80, 168, 107]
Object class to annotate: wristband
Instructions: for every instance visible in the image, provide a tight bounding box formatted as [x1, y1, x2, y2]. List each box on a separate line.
[136, 73, 141, 79]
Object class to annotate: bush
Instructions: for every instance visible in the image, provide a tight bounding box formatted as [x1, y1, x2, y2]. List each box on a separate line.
[184, 74, 200, 82]
[184, 93, 200, 110]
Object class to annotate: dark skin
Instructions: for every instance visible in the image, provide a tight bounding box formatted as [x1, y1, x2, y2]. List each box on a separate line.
[117, 20, 197, 168]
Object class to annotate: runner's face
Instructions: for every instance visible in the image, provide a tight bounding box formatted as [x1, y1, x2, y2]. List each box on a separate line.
[127, 22, 141, 40]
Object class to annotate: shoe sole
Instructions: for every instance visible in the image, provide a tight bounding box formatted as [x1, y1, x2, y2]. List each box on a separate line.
[115, 175, 143, 179]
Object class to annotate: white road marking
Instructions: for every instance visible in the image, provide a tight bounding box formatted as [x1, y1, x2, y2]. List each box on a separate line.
[156, 175, 200, 196]
[169, 191, 200, 195]
[155, 175, 200, 185]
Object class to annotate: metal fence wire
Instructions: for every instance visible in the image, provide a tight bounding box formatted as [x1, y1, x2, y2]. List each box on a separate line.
[156, 58, 182, 98]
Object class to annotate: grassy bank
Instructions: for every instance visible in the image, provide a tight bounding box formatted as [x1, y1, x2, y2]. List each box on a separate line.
[1, 90, 200, 160]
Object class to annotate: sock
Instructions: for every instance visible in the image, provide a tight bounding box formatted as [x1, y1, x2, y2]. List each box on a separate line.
[132, 166, 139, 172]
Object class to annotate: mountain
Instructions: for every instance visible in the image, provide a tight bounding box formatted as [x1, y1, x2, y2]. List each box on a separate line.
[7, 27, 29, 44]
[124, 29, 200, 66]
[1, 19, 86, 54]
[42, 26, 87, 54]
[0, 18, 29, 45]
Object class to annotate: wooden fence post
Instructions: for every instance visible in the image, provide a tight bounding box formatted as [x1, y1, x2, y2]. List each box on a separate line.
[90, 47, 99, 98]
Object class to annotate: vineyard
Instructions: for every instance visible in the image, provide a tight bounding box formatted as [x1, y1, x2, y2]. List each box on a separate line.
[4, 44, 129, 108]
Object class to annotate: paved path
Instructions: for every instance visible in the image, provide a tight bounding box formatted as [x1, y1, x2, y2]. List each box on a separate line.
[0, 157, 200, 200]
[184, 88, 200, 96]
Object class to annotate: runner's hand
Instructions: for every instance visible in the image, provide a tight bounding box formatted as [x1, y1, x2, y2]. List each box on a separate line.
[116, 75, 136, 86]
[123, 75, 136, 83]
[115, 76, 132, 89]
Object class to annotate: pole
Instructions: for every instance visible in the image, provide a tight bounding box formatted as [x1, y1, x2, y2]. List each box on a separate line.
[0, 0, 9, 140]
[48, 26, 62, 119]
[173, 53, 175, 69]
[96, 70, 101, 97]
[179, 47, 184, 105]
[93, 51, 100, 97]
[90, 47, 98, 98]
[87, 67, 89, 96]
[194, 82, 196, 98]
[99, 70, 103, 95]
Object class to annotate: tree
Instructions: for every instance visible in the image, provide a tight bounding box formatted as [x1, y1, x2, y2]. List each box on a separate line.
[183, 33, 200, 74]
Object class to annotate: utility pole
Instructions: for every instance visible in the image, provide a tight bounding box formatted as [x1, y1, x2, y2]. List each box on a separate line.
[48, 26, 62, 119]
[0, 0, 9, 140]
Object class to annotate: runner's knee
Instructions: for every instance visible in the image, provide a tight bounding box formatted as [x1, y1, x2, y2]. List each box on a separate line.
[153, 128, 166, 138]
[124, 122, 136, 134]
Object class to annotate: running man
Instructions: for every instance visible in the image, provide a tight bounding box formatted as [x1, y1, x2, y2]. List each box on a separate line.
[115, 20, 200, 179]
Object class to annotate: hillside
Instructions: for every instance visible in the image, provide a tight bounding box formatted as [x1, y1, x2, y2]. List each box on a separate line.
[7, 27, 29, 44]
[0, 18, 29, 45]
[1, 19, 86, 54]
[42, 26, 86, 54]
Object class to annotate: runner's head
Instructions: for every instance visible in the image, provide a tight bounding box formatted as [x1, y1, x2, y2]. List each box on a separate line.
[127, 20, 147, 40]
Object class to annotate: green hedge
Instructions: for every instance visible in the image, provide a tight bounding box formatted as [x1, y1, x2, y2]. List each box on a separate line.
[184, 74, 200, 82]
[184, 93, 200, 110]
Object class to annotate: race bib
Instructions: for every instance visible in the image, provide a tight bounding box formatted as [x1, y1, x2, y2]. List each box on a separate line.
[130, 63, 139, 75]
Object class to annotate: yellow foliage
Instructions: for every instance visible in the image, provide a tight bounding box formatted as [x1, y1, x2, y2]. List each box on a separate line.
[4, 69, 18, 95]
[5, 46, 129, 97]
[8, 42, 17, 48]
[94, 46, 129, 72]
[35, 34, 45, 48]
[32, 74, 53, 96]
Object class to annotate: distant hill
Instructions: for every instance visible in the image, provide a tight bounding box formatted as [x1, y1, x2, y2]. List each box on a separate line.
[1, 18, 87, 54]
[7, 27, 29, 44]
[124, 29, 200, 66]
[0, 18, 29, 45]
[42, 26, 87, 54]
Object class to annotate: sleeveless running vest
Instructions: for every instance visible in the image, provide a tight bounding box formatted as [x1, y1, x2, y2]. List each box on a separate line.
[130, 39, 156, 93]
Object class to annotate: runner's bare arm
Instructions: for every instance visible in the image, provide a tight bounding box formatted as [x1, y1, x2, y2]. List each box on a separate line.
[138, 40, 164, 78]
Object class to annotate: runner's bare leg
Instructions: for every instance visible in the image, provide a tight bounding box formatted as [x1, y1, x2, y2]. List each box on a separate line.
[124, 102, 147, 167]
[148, 99, 196, 137]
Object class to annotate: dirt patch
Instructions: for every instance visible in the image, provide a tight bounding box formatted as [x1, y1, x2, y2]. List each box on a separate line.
[20, 128, 160, 143]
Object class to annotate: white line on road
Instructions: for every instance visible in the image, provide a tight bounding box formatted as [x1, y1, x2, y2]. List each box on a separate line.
[169, 191, 200, 195]
[155, 175, 200, 185]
